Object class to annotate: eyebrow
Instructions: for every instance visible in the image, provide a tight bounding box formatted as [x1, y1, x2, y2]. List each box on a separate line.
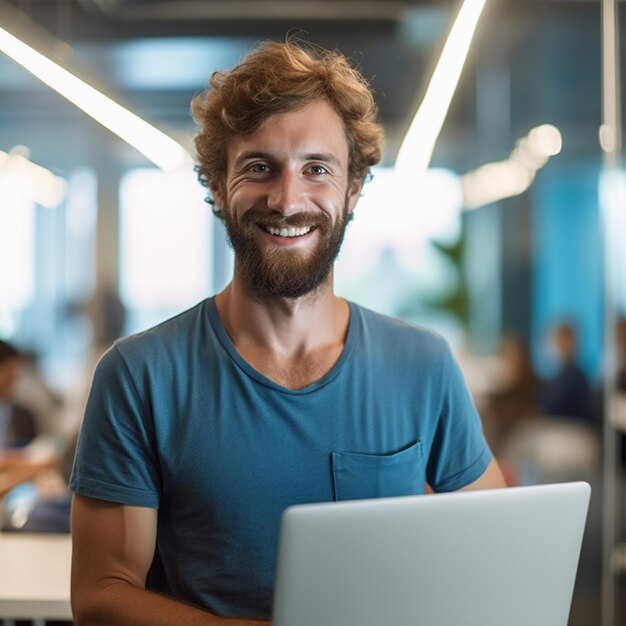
[303, 153, 341, 166]
[233, 151, 342, 169]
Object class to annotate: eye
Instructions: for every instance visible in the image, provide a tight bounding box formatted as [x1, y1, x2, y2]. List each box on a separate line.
[307, 164, 328, 175]
[248, 162, 272, 174]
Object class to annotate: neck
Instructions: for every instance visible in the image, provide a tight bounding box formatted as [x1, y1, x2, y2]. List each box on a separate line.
[215, 274, 348, 358]
[215, 275, 350, 390]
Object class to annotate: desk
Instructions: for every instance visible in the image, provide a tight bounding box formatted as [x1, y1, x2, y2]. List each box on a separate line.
[0, 533, 72, 620]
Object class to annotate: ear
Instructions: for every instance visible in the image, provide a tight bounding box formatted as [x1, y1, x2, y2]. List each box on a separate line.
[210, 182, 225, 210]
[346, 178, 363, 215]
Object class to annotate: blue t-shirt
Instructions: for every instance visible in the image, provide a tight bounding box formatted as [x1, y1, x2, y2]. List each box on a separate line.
[69, 297, 492, 619]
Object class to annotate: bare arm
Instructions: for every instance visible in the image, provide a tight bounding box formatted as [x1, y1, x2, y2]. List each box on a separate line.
[460, 458, 508, 491]
[71, 494, 270, 626]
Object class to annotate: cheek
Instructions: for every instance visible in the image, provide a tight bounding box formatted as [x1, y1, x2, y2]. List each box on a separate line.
[227, 182, 264, 209]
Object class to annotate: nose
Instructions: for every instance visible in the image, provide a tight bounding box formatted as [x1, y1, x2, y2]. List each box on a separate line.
[266, 170, 305, 215]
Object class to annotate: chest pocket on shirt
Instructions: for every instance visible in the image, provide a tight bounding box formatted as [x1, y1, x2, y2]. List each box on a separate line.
[331, 440, 425, 501]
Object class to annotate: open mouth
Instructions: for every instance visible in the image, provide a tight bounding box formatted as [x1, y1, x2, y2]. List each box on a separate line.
[262, 225, 314, 238]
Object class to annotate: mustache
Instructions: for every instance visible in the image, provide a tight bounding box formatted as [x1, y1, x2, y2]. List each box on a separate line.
[242, 210, 332, 230]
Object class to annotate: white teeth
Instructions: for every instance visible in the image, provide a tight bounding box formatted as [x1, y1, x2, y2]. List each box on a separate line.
[265, 225, 312, 238]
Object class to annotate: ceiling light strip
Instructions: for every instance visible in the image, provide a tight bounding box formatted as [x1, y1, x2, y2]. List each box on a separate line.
[0, 26, 192, 171]
[394, 0, 487, 180]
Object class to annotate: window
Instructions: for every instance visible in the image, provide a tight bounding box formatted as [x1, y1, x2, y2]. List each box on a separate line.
[0, 173, 35, 336]
[119, 168, 213, 333]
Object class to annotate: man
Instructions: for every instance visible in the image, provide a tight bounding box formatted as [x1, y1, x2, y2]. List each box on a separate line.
[540, 322, 593, 422]
[69, 41, 506, 625]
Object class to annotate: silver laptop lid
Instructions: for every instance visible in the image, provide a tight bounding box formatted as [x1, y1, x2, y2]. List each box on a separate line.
[273, 482, 590, 626]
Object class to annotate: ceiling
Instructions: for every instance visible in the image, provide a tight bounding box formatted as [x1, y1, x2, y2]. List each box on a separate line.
[0, 0, 612, 176]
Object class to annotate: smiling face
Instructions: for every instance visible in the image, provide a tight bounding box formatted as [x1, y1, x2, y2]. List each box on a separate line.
[211, 99, 362, 300]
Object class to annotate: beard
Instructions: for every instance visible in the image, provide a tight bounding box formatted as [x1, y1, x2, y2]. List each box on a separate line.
[221, 198, 352, 300]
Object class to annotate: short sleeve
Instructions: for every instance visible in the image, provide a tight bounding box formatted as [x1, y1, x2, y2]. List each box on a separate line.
[426, 344, 493, 492]
[69, 344, 161, 508]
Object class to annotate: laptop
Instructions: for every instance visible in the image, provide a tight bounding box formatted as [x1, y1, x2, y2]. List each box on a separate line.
[272, 482, 591, 626]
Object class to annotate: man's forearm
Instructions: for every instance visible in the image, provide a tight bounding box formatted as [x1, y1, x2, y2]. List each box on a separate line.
[72, 582, 270, 626]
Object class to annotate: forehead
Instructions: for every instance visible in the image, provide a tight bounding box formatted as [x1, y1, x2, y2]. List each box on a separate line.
[225, 99, 350, 169]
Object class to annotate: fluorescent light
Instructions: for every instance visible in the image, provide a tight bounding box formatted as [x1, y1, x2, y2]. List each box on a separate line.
[0, 26, 193, 171]
[462, 161, 534, 210]
[528, 124, 562, 157]
[395, 0, 487, 180]
[461, 124, 562, 210]
[599, 123, 618, 154]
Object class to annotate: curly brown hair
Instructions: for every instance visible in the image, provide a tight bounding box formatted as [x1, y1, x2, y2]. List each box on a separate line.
[191, 40, 384, 210]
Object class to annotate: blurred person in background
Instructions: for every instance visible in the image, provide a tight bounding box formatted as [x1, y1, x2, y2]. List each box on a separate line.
[0, 348, 76, 535]
[0, 340, 61, 515]
[491, 326, 601, 488]
[0, 339, 38, 454]
[540, 322, 593, 423]
[483, 336, 541, 455]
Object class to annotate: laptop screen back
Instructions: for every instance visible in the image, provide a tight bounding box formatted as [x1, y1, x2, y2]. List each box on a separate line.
[272, 482, 590, 626]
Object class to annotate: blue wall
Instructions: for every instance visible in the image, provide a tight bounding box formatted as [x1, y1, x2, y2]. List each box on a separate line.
[531, 164, 604, 381]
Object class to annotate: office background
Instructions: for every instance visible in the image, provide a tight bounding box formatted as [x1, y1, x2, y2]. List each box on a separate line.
[1, 0, 625, 624]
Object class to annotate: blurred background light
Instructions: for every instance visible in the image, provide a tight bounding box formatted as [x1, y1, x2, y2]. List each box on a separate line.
[0, 25, 193, 171]
[395, 0, 487, 182]
[0, 146, 68, 209]
[462, 124, 562, 210]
